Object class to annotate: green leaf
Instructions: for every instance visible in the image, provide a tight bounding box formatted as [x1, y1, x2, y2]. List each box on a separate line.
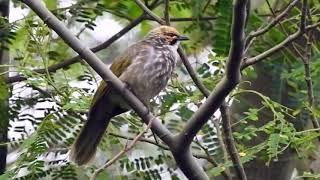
[96, 171, 111, 180]
[0, 78, 9, 101]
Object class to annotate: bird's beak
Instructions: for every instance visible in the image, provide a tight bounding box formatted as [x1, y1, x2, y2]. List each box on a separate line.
[177, 35, 189, 41]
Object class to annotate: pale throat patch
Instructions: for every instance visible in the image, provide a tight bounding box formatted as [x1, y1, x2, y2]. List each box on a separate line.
[171, 41, 180, 50]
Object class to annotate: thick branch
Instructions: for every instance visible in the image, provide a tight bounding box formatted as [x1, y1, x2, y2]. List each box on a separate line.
[177, 0, 247, 146]
[135, 0, 210, 179]
[22, 0, 174, 154]
[139, 0, 247, 178]
[0, 0, 9, 174]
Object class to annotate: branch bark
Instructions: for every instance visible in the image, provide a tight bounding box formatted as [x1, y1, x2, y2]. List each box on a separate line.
[221, 103, 247, 180]
[176, 0, 247, 146]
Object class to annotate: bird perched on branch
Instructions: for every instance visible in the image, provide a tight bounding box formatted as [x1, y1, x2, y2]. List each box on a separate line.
[70, 26, 189, 165]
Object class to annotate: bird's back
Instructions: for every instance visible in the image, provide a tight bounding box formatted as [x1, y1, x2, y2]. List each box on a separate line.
[117, 40, 178, 105]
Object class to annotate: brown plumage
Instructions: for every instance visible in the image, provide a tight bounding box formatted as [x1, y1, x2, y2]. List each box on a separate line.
[70, 26, 189, 165]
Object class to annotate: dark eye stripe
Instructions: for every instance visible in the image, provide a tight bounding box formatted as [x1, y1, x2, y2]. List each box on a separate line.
[165, 32, 177, 37]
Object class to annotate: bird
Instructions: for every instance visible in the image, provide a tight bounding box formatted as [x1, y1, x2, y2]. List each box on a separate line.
[70, 26, 189, 165]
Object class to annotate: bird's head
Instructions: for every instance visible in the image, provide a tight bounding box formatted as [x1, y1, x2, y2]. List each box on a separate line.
[146, 26, 189, 46]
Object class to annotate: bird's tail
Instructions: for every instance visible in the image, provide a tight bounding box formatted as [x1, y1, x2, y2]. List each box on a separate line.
[70, 100, 126, 166]
[70, 112, 112, 166]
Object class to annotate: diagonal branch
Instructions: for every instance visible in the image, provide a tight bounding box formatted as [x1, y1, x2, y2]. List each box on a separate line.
[135, 0, 248, 179]
[134, 0, 165, 24]
[177, 0, 247, 146]
[6, 0, 164, 84]
[21, 1, 210, 179]
[5, 15, 145, 84]
[21, 0, 174, 152]
[241, 21, 320, 69]
[245, 0, 299, 47]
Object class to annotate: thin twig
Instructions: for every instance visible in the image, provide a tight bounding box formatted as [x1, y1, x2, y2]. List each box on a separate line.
[169, 17, 217, 22]
[194, 139, 233, 180]
[110, 132, 220, 166]
[300, 0, 308, 33]
[265, 0, 306, 70]
[202, 0, 212, 13]
[241, 21, 320, 69]
[178, 48, 210, 96]
[146, 16, 218, 22]
[164, 0, 170, 25]
[245, 0, 299, 47]
[90, 119, 153, 180]
[109, 132, 169, 150]
[212, 118, 229, 169]
[134, 0, 165, 24]
[221, 103, 247, 180]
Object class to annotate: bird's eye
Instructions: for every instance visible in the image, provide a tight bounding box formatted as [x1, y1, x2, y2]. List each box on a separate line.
[159, 37, 166, 43]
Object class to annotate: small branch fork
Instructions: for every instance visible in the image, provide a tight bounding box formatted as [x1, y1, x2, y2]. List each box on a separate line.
[90, 119, 154, 180]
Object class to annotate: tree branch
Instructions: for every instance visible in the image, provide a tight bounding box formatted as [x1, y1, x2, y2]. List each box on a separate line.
[134, 0, 165, 24]
[164, 0, 170, 25]
[177, 0, 247, 147]
[241, 21, 320, 69]
[299, 0, 320, 133]
[134, 0, 211, 179]
[22, 0, 174, 153]
[135, 1, 248, 179]
[245, 0, 299, 47]
[5, 15, 145, 84]
[168, 17, 217, 22]
[221, 103, 247, 180]
[21, 1, 212, 179]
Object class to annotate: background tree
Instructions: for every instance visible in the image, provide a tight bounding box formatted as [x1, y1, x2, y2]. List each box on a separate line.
[0, 0, 320, 179]
[0, 0, 10, 175]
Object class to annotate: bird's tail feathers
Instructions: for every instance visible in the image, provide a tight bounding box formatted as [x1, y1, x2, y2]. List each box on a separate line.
[70, 112, 112, 166]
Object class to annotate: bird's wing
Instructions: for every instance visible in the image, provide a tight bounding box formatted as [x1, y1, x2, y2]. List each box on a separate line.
[90, 42, 151, 107]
